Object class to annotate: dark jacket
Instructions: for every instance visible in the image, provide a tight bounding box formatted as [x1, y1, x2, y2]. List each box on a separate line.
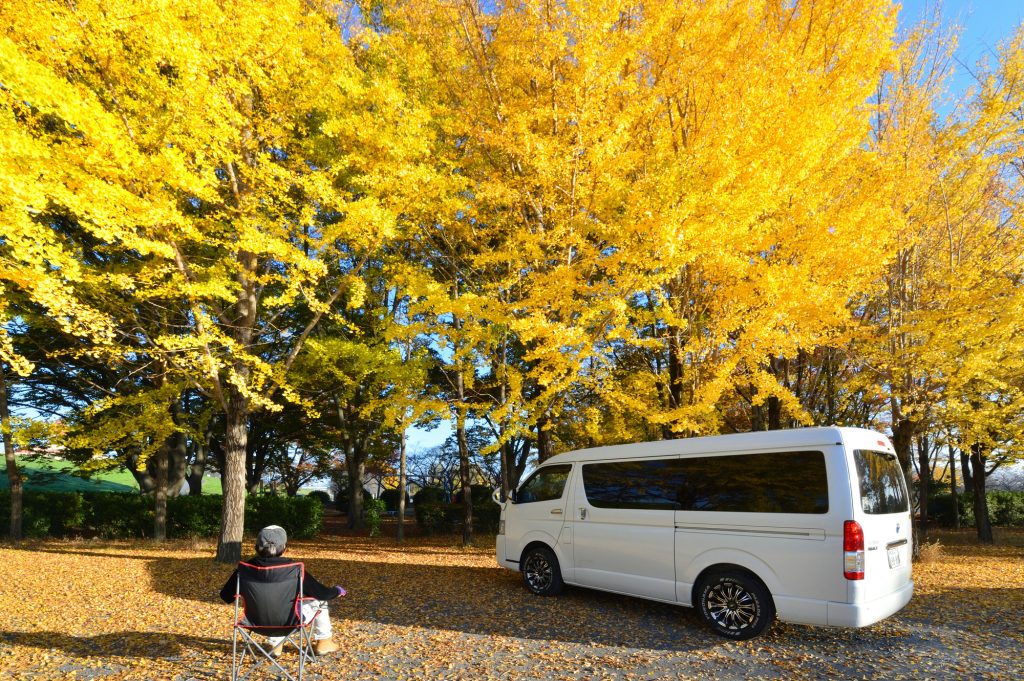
[220, 555, 340, 604]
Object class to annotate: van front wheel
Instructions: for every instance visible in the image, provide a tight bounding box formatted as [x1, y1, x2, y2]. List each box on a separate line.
[697, 571, 774, 640]
[521, 546, 564, 596]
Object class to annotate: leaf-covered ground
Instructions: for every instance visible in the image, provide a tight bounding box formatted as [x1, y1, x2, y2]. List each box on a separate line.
[1, 527, 1021, 680]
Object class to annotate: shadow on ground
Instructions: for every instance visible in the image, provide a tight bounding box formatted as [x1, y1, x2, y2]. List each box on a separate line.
[0, 630, 225, 659]
[18, 538, 1024, 660]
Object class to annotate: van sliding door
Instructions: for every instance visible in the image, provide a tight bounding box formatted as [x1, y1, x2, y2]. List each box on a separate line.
[571, 458, 678, 601]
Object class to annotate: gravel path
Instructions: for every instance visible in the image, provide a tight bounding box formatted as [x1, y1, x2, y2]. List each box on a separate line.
[1, 529, 1021, 680]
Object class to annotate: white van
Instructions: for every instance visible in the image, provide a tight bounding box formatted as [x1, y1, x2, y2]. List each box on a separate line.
[495, 427, 913, 639]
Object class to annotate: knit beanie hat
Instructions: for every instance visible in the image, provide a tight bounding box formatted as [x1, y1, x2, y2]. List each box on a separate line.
[256, 525, 287, 556]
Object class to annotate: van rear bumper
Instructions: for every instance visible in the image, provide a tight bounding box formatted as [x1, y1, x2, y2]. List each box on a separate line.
[827, 581, 914, 627]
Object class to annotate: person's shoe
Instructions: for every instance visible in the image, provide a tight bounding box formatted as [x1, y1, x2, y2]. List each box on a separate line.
[314, 638, 340, 656]
[270, 642, 284, 658]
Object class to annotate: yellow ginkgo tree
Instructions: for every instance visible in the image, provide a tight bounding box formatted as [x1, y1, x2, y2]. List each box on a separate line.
[401, 0, 900, 461]
[1, 0, 438, 561]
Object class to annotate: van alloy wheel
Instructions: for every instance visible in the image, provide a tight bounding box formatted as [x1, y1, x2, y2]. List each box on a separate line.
[521, 546, 564, 596]
[705, 582, 758, 630]
[698, 571, 774, 640]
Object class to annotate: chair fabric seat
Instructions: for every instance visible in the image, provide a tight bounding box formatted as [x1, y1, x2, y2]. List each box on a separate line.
[231, 561, 319, 681]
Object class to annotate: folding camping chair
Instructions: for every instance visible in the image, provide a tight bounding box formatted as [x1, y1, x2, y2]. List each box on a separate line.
[231, 561, 321, 681]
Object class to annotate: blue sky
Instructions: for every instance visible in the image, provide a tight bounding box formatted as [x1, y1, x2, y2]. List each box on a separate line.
[899, 1, 1024, 96]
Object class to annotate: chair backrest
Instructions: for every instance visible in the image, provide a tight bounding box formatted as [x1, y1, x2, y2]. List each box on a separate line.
[236, 561, 305, 634]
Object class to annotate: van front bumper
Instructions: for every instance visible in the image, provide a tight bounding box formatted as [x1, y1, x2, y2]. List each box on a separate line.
[827, 581, 914, 627]
[495, 535, 518, 570]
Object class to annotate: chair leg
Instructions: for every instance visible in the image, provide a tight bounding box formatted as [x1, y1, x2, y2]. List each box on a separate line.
[232, 628, 316, 681]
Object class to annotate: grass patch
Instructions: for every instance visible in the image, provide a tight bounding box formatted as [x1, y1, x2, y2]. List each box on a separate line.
[0, 457, 222, 495]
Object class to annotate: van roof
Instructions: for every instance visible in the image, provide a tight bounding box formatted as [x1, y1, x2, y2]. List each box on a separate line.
[543, 426, 889, 464]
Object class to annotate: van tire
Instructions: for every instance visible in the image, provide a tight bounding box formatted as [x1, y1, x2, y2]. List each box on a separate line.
[521, 545, 564, 596]
[697, 570, 774, 640]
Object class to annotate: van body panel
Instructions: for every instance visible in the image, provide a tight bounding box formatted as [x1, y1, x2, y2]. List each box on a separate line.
[569, 492, 676, 601]
[672, 445, 849, 613]
[501, 465, 572, 575]
[496, 427, 913, 634]
[837, 431, 914, 606]
[674, 546, 783, 605]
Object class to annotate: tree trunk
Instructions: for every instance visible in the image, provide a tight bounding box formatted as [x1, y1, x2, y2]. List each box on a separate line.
[916, 435, 930, 545]
[216, 392, 249, 563]
[667, 329, 684, 414]
[397, 428, 407, 543]
[187, 436, 208, 496]
[129, 431, 188, 497]
[154, 440, 169, 541]
[536, 413, 553, 462]
[457, 417, 473, 547]
[890, 417, 919, 559]
[766, 396, 782, 430]
[0, 366, 22, 542]
[346, 450, 366, 530]
[500, 440, 512, 502]
[960, 449, 974, 495]
[970, 444, 993, 544]
[949, 445, 959, 530]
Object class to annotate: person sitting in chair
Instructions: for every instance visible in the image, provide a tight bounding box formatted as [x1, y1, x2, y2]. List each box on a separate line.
[220, 525, 345, 656]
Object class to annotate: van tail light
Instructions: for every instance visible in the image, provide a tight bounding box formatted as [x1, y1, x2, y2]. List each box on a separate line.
[844, 520, 865, 580]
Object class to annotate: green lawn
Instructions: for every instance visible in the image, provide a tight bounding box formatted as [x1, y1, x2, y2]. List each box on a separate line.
[0, 457, 222, 494]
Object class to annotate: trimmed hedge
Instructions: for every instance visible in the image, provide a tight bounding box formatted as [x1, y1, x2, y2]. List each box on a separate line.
[929, 490, 1024, 527]
[334, 486, 371, 511]
[413, 485, 500, 536]
[0, 490, 322, 540]
[307, 490, 332, 506]
[380, 488, 410, 512]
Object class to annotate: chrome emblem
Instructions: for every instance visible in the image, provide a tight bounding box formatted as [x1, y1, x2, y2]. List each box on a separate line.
[896, 523, 901, 533]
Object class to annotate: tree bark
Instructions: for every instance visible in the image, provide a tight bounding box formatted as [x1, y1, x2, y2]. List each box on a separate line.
[949, 445, 959, 530]
[535, 413, 553, 462]
[154, 439, 169, 541]
[187, 435, 208, 495]
[916, 435, 930, 545]
[457, 416, 473, 546]
[346, 449, 366, 530]
[890, 417, 919, 559]
[970, 444, 993, 544]
[397, 428, 407, 542]
[0, 366, 22, 542]
[500, 440, 511, 502]
[216, 390, 249, 563]
[960, 449, 974, 495]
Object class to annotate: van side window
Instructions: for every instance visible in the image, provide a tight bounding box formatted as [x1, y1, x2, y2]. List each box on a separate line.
[853, 450, 908, 514]
[582, 451, 828, 514]
[676, 451, 828, 514]
[517, 464, 572, 503]
[582, 459, 681, 510]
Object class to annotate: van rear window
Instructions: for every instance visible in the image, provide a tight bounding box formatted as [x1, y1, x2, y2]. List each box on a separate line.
[853, 450, 908, 514]
[582, 451, 828, 514]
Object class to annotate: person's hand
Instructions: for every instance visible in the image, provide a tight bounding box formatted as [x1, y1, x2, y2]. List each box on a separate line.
[335, 585, 347, 597]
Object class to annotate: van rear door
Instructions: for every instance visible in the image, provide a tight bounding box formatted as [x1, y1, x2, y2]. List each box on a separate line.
[850, 448, 913, 602]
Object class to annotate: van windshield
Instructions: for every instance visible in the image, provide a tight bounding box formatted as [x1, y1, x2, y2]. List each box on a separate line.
[853, 450, 908, 515]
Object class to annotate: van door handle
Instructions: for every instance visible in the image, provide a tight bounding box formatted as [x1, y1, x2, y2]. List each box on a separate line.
[550, 509, 563, 515]
[579, 508, 587, 520]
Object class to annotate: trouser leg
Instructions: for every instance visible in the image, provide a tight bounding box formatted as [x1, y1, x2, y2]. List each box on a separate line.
[267, 600, 331, 647]
[310, 601, 332, 641]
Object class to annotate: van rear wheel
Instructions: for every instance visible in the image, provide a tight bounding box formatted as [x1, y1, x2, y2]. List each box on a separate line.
[697, 571, 774, 640]
[521, 545, 564, 596]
